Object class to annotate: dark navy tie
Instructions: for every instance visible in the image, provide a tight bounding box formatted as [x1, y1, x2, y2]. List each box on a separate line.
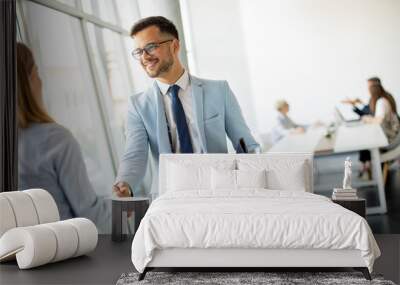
[169, 84, 193, 153]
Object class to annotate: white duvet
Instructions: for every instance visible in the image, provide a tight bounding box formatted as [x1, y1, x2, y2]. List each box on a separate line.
[131, 190, 380, 273]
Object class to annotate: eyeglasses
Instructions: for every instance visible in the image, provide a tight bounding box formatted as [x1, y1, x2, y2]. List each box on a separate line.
[131, 39, 173, 60]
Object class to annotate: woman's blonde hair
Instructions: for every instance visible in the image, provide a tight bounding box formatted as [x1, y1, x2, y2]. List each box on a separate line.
[17, 42, 54, 128]
[275, 99, 288, 111]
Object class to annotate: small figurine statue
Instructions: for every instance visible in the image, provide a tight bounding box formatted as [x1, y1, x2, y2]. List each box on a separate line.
[343, 157, 352, 189]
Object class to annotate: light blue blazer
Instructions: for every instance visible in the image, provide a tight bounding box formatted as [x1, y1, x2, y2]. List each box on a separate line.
[116, 75, 259, 195]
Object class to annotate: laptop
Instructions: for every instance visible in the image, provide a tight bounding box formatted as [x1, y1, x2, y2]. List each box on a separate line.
[335, 105, 362, 127]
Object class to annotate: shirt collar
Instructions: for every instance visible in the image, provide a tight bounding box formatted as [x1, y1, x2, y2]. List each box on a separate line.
[156, 69, 189, 95]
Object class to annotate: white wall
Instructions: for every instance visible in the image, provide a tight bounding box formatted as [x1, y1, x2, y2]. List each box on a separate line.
[185, 0, 400, 134]
[183, 0, 257, 129]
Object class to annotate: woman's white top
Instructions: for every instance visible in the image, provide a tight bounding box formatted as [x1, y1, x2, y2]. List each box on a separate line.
[375, 98, 400, 143]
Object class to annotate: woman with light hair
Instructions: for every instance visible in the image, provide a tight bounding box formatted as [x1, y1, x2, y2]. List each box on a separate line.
[17, 42, 111, 232]
[271, 99, 305, 143]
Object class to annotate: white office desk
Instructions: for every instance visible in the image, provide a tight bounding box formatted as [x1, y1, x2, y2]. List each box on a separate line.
[268, 128, 325, 153]
[334, 124, 388, 153]
[268, 123, 389, 214]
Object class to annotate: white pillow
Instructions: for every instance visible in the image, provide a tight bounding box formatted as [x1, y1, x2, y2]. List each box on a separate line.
[237, 158, 308, 191]
[211, 169, 267, 190]
[266, 165, 306, 191]
[167, 163, 208, 191]
[167, 160, 235, 192]
[211, 168, 236, 190]
[237, 169, 267, 189]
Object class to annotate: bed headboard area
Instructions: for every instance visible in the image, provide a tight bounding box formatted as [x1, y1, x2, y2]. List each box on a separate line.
[159, 153, 314, 195]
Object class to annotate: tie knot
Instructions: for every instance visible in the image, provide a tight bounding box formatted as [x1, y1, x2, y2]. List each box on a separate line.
[169, 84, 180, 98]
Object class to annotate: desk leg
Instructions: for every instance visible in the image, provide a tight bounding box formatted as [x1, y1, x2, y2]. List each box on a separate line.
[112, 201, 123, 242]
[370, 148, 387, 214]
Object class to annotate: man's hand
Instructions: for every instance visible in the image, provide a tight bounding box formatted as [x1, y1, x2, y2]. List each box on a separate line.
[291, 127, 305, 134]
[113, 182, 133, 217]
[112, 181, 132, 197]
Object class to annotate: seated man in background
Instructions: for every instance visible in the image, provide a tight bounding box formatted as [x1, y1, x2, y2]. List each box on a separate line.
[113, 16, 259, 198]
[271, 99, 305, 143]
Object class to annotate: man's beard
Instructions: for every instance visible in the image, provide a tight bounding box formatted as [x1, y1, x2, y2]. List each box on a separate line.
[144, 56, 174, 78]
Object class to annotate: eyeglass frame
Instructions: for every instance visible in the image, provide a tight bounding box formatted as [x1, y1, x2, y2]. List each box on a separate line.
[131, 39, 174, 60]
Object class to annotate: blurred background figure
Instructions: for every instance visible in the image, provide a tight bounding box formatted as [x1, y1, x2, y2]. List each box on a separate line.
[271, 99, 306, 143]
[342, 77, 387, 117]
[342, 77, 400, 179]
[17, 42, 111, 233]
[362, 77, 399, 142]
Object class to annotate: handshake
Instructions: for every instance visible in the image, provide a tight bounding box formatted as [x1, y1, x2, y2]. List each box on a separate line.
[112, 181, 132, 198]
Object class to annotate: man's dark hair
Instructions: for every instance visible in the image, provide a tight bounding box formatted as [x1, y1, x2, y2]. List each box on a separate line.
[130, 16, 179, 40]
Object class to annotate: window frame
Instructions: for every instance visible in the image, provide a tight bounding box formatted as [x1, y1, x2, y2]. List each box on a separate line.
[16, 0, 138, 175]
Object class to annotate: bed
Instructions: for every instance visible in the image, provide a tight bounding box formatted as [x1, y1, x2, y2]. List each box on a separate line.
[131, 153, 380, 281]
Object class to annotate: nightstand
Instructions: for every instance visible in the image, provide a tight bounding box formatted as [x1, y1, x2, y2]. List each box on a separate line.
[112, 197, 150, 242]
[332, 198, 366, 218]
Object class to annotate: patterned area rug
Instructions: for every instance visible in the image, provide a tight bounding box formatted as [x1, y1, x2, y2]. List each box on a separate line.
[116, 272, 396, 285]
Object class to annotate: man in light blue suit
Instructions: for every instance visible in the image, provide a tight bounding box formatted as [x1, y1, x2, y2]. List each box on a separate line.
[113, 16, 259, 198]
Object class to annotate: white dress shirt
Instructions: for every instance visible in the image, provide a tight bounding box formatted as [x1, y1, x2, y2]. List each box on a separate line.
[156, 70, 201, 153]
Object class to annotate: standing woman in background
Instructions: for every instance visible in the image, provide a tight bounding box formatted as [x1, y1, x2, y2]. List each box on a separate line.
[17, 42, 111, 232]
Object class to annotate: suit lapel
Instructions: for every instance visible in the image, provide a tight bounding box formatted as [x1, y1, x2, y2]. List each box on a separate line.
[190, 76, 207, 153]
[152, 82, 172, 153]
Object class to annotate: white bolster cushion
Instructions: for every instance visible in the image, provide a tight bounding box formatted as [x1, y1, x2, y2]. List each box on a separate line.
[0, 218, 98, 269]
[0, 196, 17, 237]
[23, 189, 60, 223]
[0, 226, 57, 268]
[65, 218, 98, 257]
[42, 221, 79, 262]
[0, 189, 59, 238]
[0, 191, 39, 227]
